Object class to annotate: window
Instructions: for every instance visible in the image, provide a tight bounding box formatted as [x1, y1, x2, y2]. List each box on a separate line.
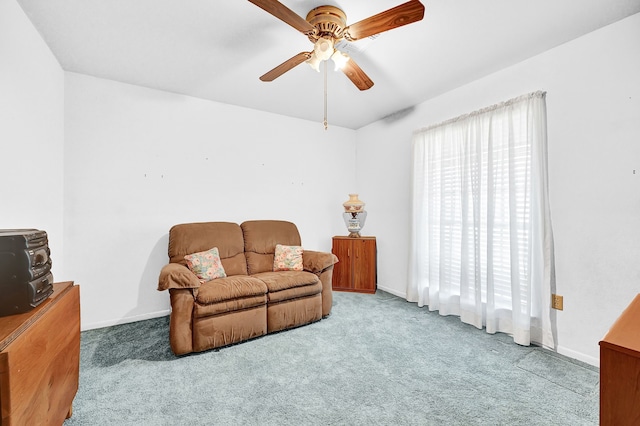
[408, 92, 555, 348]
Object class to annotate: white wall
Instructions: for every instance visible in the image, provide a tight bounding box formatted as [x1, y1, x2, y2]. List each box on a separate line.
[0, 0, 65, 275]
[356, 13, 640, 366]
[64, 72, 356, 329]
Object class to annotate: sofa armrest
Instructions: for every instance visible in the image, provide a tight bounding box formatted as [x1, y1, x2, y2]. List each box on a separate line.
[303, 250, 337, 318]
[303, 250, 339, 273]
[158, 263, 201, 291]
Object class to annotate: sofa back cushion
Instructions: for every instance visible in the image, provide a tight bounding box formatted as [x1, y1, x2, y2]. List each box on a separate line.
[168, 222, 248, 276]
[241, 220, 302, 275]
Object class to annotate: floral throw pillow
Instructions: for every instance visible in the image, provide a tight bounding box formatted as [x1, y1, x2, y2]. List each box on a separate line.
[273, 244, 304, 272]
[184, 247, 226, 283]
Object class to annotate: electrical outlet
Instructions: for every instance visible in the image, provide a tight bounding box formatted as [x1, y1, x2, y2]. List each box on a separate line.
[551, 294, 564, 310]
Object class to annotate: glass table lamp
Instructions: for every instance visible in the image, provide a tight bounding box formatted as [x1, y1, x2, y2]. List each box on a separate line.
[342, 194, 367, 237]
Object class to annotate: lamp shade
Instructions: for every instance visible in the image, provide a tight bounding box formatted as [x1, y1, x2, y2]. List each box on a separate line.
[314, 37, 334, 61]
[306, 52, 321, 72]
[343, 194, 365, 213]
[331, 50, 350, 70]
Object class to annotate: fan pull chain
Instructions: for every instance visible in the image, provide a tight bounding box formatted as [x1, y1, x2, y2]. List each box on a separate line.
[323, 60, 328, 130]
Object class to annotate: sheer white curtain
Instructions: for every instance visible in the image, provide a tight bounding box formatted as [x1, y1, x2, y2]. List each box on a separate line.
[408, 92, 555, 348]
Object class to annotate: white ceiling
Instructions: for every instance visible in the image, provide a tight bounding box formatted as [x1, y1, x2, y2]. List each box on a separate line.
[16, 0, 640, 129]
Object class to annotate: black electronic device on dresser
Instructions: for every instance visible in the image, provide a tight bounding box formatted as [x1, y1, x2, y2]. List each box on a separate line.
[0, 229, 54, 316]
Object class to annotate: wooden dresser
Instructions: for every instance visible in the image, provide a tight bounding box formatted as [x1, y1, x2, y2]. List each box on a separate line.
[599, 293, 640, 426]
[331, 236, 377, 293]
[0, 281, 80, 425]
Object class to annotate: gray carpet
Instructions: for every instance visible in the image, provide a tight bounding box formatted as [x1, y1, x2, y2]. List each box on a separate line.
[64, 291, 599, 425]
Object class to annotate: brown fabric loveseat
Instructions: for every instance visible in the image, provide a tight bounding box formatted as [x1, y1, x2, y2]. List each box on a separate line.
[157, 220, 338, 355]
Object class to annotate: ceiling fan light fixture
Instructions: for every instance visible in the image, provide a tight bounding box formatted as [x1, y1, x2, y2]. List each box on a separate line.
[306, 52, 321, 72]
[249, 0, 426, 126]
[330, 50, 350, 70]
[314, 37, 334, 61]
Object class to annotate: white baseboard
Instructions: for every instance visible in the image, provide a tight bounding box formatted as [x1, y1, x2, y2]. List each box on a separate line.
[377, 284, 406, 299]
[82, 309, 170, 331]
[557, 345, 600, 368]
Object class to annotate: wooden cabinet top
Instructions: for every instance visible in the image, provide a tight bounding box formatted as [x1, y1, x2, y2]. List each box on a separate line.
[332, 236, 376, 241]
[600, 293, 640, 357]
[0, 281, 75, 351]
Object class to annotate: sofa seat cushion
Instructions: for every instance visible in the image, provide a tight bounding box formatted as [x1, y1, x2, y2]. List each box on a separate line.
[194, 295, 267, 319]
[251, 271, 323, 304]
[194, 275, 268, 318]
[195, 275, 267, 304]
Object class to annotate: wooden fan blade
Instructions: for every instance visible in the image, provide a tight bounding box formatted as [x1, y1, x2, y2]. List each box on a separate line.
[341, 58, 374, 91]
[260, 52, 312, 82]
[248, 0, 315, 35]
[344, 0, 425, 41]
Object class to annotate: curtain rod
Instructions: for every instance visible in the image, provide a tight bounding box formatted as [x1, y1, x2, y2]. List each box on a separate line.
[414, 90, 546, 135]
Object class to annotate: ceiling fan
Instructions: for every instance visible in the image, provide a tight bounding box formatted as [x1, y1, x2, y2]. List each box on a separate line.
[248, 0, 425, 91]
